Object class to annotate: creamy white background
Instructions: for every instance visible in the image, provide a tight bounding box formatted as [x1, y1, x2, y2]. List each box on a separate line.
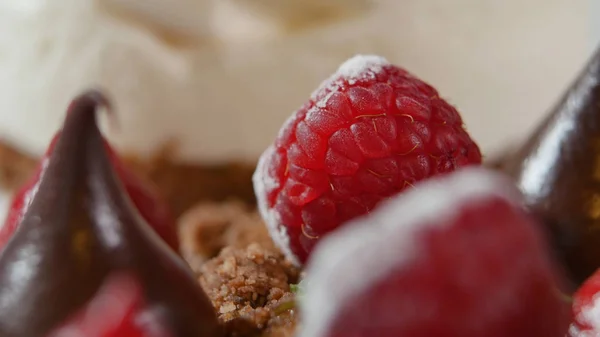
[0, 0, 593, 164]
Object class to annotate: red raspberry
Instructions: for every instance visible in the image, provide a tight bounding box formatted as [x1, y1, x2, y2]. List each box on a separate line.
[48, 273, 170, 337]
[298, 168, 570, 337]
[569, 269, 600, 336]
[0, 93, 178, 251]
[254, 55, 482, 264]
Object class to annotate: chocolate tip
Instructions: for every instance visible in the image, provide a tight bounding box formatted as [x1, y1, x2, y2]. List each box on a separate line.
[28, 89, 118, 216]
[66, 89, 118, 132]
[68, 90, 110, 113]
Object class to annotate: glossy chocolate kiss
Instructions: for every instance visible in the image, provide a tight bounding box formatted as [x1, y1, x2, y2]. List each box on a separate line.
[0, 91, 223, 336]
[504, 48, 600, 285]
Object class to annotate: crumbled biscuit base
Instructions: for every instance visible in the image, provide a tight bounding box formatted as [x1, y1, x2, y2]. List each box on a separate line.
[125, 143, 256, 216]
[0, 140, 256, 218]
[0, 141, 37, 192]
[199, 244, 300, 337]
[178, 201, 274, 273]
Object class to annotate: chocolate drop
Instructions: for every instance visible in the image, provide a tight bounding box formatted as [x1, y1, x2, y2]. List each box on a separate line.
[0, 91, 223, 336]
[504, 48, 600, 285]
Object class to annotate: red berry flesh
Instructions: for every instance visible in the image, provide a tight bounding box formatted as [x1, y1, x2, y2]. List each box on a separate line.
[0, 99, 178, 251]
[254, 55, 482, 264]
[48, 273, 171, 337]
[298, 168, 569, 337]
[569, 269, 600, 336]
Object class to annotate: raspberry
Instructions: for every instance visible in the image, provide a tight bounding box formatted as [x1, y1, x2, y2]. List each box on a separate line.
[298, 168, 570, 337]
[569, 269, 600, 336]
[0, 92, 178, 251]
[253, 55, 482, 264]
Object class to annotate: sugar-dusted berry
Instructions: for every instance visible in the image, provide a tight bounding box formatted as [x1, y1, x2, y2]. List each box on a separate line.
[254, 55, 481, 264]
[299, 168, 569, 337]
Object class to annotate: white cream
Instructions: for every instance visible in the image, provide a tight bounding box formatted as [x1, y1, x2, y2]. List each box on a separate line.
[0, 0, 591, 165]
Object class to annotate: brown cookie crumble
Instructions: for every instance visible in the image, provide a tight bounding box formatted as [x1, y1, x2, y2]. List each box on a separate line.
[199, 244, 300, 337]
[178, 201, 274, 273]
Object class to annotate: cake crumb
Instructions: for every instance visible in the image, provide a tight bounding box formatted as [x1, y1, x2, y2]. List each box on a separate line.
[178, 201, 274, 272]
[0, 141, 37, 191]
[199, 244, 299, 337]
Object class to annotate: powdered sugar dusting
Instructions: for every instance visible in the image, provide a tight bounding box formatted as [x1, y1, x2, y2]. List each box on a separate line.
[582, 296, 600, 329]
[311, 54, 389, 101]
[252, 145, 301, 266]
[337, 55, 389, 80]
[297, 167, 523, 337]
[315, 92, 335, 109]
[571, 294, 600, 336]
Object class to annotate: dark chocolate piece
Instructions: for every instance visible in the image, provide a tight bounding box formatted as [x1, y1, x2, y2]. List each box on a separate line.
[504, 48, 600, 285]
[0, 91, 223, 336]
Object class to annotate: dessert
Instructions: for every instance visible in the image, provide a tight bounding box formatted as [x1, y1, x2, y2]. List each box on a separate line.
[0, 42, 595, 336]
[254, 55, 481, 264]
[504, 47, 600, 285]
[0, 93, 221, 336]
